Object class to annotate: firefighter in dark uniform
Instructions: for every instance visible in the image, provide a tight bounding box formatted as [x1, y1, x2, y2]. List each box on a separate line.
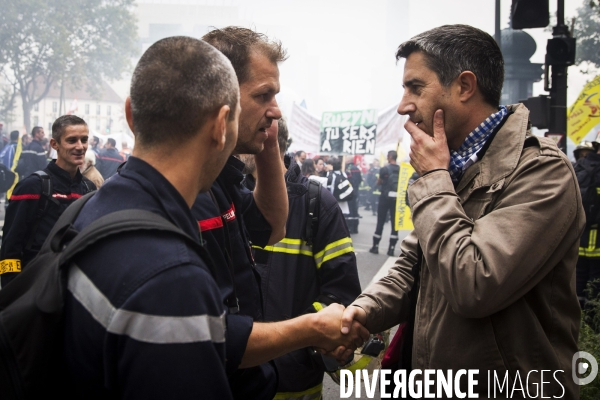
[249, 118, 362, 400]
[0, 115, 95, 287]
[62, 37, 240, 399]
[369, 150, 400, 256]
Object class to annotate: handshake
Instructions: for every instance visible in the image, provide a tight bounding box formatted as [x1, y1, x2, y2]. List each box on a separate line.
[310, 303, 370, 364]
[242, 303, 371, 368]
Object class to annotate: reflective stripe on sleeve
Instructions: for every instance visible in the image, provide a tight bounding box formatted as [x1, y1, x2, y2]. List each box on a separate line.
[68, 264, 226, 344]
[580, 228, 600, 257]
[253, 238, 313, 257]
[0, 259, 21, 274]
[314, 237, 354, 269]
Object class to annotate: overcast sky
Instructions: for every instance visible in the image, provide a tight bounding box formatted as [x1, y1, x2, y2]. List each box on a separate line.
[131, 0, 585, 120]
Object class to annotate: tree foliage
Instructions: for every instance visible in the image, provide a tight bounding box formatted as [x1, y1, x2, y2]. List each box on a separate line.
[0, 0, 138, 132]
[574, 1, 600, 69]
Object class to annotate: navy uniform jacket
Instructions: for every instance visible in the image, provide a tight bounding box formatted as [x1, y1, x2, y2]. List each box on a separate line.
[64, 157, 232, 399]
[192, 156, 277, 400]
[0, 161, 95, 287]
[252, 164, 361, 394]
[97, 147, 125, 179]
[18, 139, 48, 177]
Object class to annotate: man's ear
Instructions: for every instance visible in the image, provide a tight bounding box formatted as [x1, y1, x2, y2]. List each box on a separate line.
[50, 137, 59, 151]
[212, 105, 231, 152]
[125, 97, 135, 132]
[456, 71, 478, 103]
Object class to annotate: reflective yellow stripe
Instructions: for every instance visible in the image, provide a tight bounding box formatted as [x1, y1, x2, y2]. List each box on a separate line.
[580, 228, 600, 256]
[253, 237, 313, 257]
[274, 382, 323, 400]
[314, 238, 354, 269]
[0, 259, 21, 275]
[312, 302, 324, 312]
[341, 355, 373, 373]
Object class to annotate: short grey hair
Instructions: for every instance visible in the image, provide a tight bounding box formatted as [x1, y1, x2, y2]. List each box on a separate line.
[130, 36, 239, 147]
[396, 24, 504, 107]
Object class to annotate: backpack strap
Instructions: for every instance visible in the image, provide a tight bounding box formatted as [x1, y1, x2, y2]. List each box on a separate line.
[54, 209, 217, 278]
[24, 171, 59, 252]
[304, 179, 322, 246]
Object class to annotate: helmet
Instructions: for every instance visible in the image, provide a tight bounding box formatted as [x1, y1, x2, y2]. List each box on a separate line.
[574, 140, 596, 159]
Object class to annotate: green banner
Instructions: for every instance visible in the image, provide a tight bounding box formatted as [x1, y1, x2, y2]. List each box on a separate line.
[319, 109, 377, 155]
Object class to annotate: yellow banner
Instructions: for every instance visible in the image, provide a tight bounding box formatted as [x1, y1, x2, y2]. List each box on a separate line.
[394, 162, 415, 231]
[568, 75, 600, 145]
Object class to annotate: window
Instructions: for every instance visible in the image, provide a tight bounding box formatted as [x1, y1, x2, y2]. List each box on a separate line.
[85, 104, 90, 114]
[52, 102, 57, 112]
[33, 103, 38, 111]
[107, 105, 111, 116]
[33, 116, 38, 126]
[96, 104, 101, 115]
[96, 120, 100, 130]
[48, 122, 52, 130]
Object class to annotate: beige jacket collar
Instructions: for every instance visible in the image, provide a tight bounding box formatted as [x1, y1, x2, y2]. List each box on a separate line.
[456, 103, 530, 193]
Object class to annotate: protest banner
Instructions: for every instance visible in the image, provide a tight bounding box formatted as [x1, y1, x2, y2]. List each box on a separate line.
[320, 109, 377, 155]
[568, 75, 600, 144]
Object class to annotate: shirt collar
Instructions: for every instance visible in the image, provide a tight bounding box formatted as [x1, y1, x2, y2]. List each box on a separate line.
[448, 106, 508, 184]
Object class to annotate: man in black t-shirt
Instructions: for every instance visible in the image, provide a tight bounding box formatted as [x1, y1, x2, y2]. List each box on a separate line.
[369, 150, 400, 256]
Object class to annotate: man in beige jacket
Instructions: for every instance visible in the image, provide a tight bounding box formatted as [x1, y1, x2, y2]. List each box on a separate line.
[340, 24, 585, 398]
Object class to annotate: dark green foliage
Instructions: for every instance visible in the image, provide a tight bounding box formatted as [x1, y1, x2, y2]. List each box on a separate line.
[579, 279, 600, 400]
[573, 1, 600, 70]
[0, 0, 139, 132]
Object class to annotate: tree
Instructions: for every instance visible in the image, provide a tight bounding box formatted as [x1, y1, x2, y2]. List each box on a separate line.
[0, 0, 138, 133]
[573, 1, 600, 70]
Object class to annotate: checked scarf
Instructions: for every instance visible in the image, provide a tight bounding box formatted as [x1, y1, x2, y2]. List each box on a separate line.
[448, 106, 508, 184]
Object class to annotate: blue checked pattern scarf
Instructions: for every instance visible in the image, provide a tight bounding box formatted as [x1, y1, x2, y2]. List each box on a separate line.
[448, 106, 508, 183]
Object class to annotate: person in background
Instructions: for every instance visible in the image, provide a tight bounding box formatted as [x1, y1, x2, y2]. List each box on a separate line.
[369, 150, 400, 256]
[97, 138, 125, 179]
[16, 126, 48, 178]
[120, 141, 132, 160]
[345, 161, 363, 234]
[573, 140, 595, 165]
[295, 150, 306, 167]
[301, 158, 316, 177]
[250, 118, 361, 400]
[315, 157, 325, 176]
[364, 159, 380, 215]
[0, 130, 20, 169]
[21, 134, 31, 148]
[79, 149, 104, 188]
[1, 115, 96, 287]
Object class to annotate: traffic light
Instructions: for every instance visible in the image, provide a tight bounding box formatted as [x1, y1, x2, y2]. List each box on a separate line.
[511, 0, 549, 29]
[520, 95, 550, 129]
[546, 37, 576, 66]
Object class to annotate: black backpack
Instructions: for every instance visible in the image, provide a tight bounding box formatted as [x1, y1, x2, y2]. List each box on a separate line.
[326, 171, 355, 202]
[581, 163, 600, 228]
[0, 192, 213, 400]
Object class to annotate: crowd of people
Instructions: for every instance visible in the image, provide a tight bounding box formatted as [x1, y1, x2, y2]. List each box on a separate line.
[0, 23, 591, 399]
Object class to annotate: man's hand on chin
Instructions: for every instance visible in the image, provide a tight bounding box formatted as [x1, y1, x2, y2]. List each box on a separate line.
[405, 109, 450, 176]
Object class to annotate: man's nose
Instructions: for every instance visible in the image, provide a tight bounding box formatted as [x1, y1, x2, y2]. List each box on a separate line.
[397, 94, 415, 116]
[266, 99, 282, 120]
